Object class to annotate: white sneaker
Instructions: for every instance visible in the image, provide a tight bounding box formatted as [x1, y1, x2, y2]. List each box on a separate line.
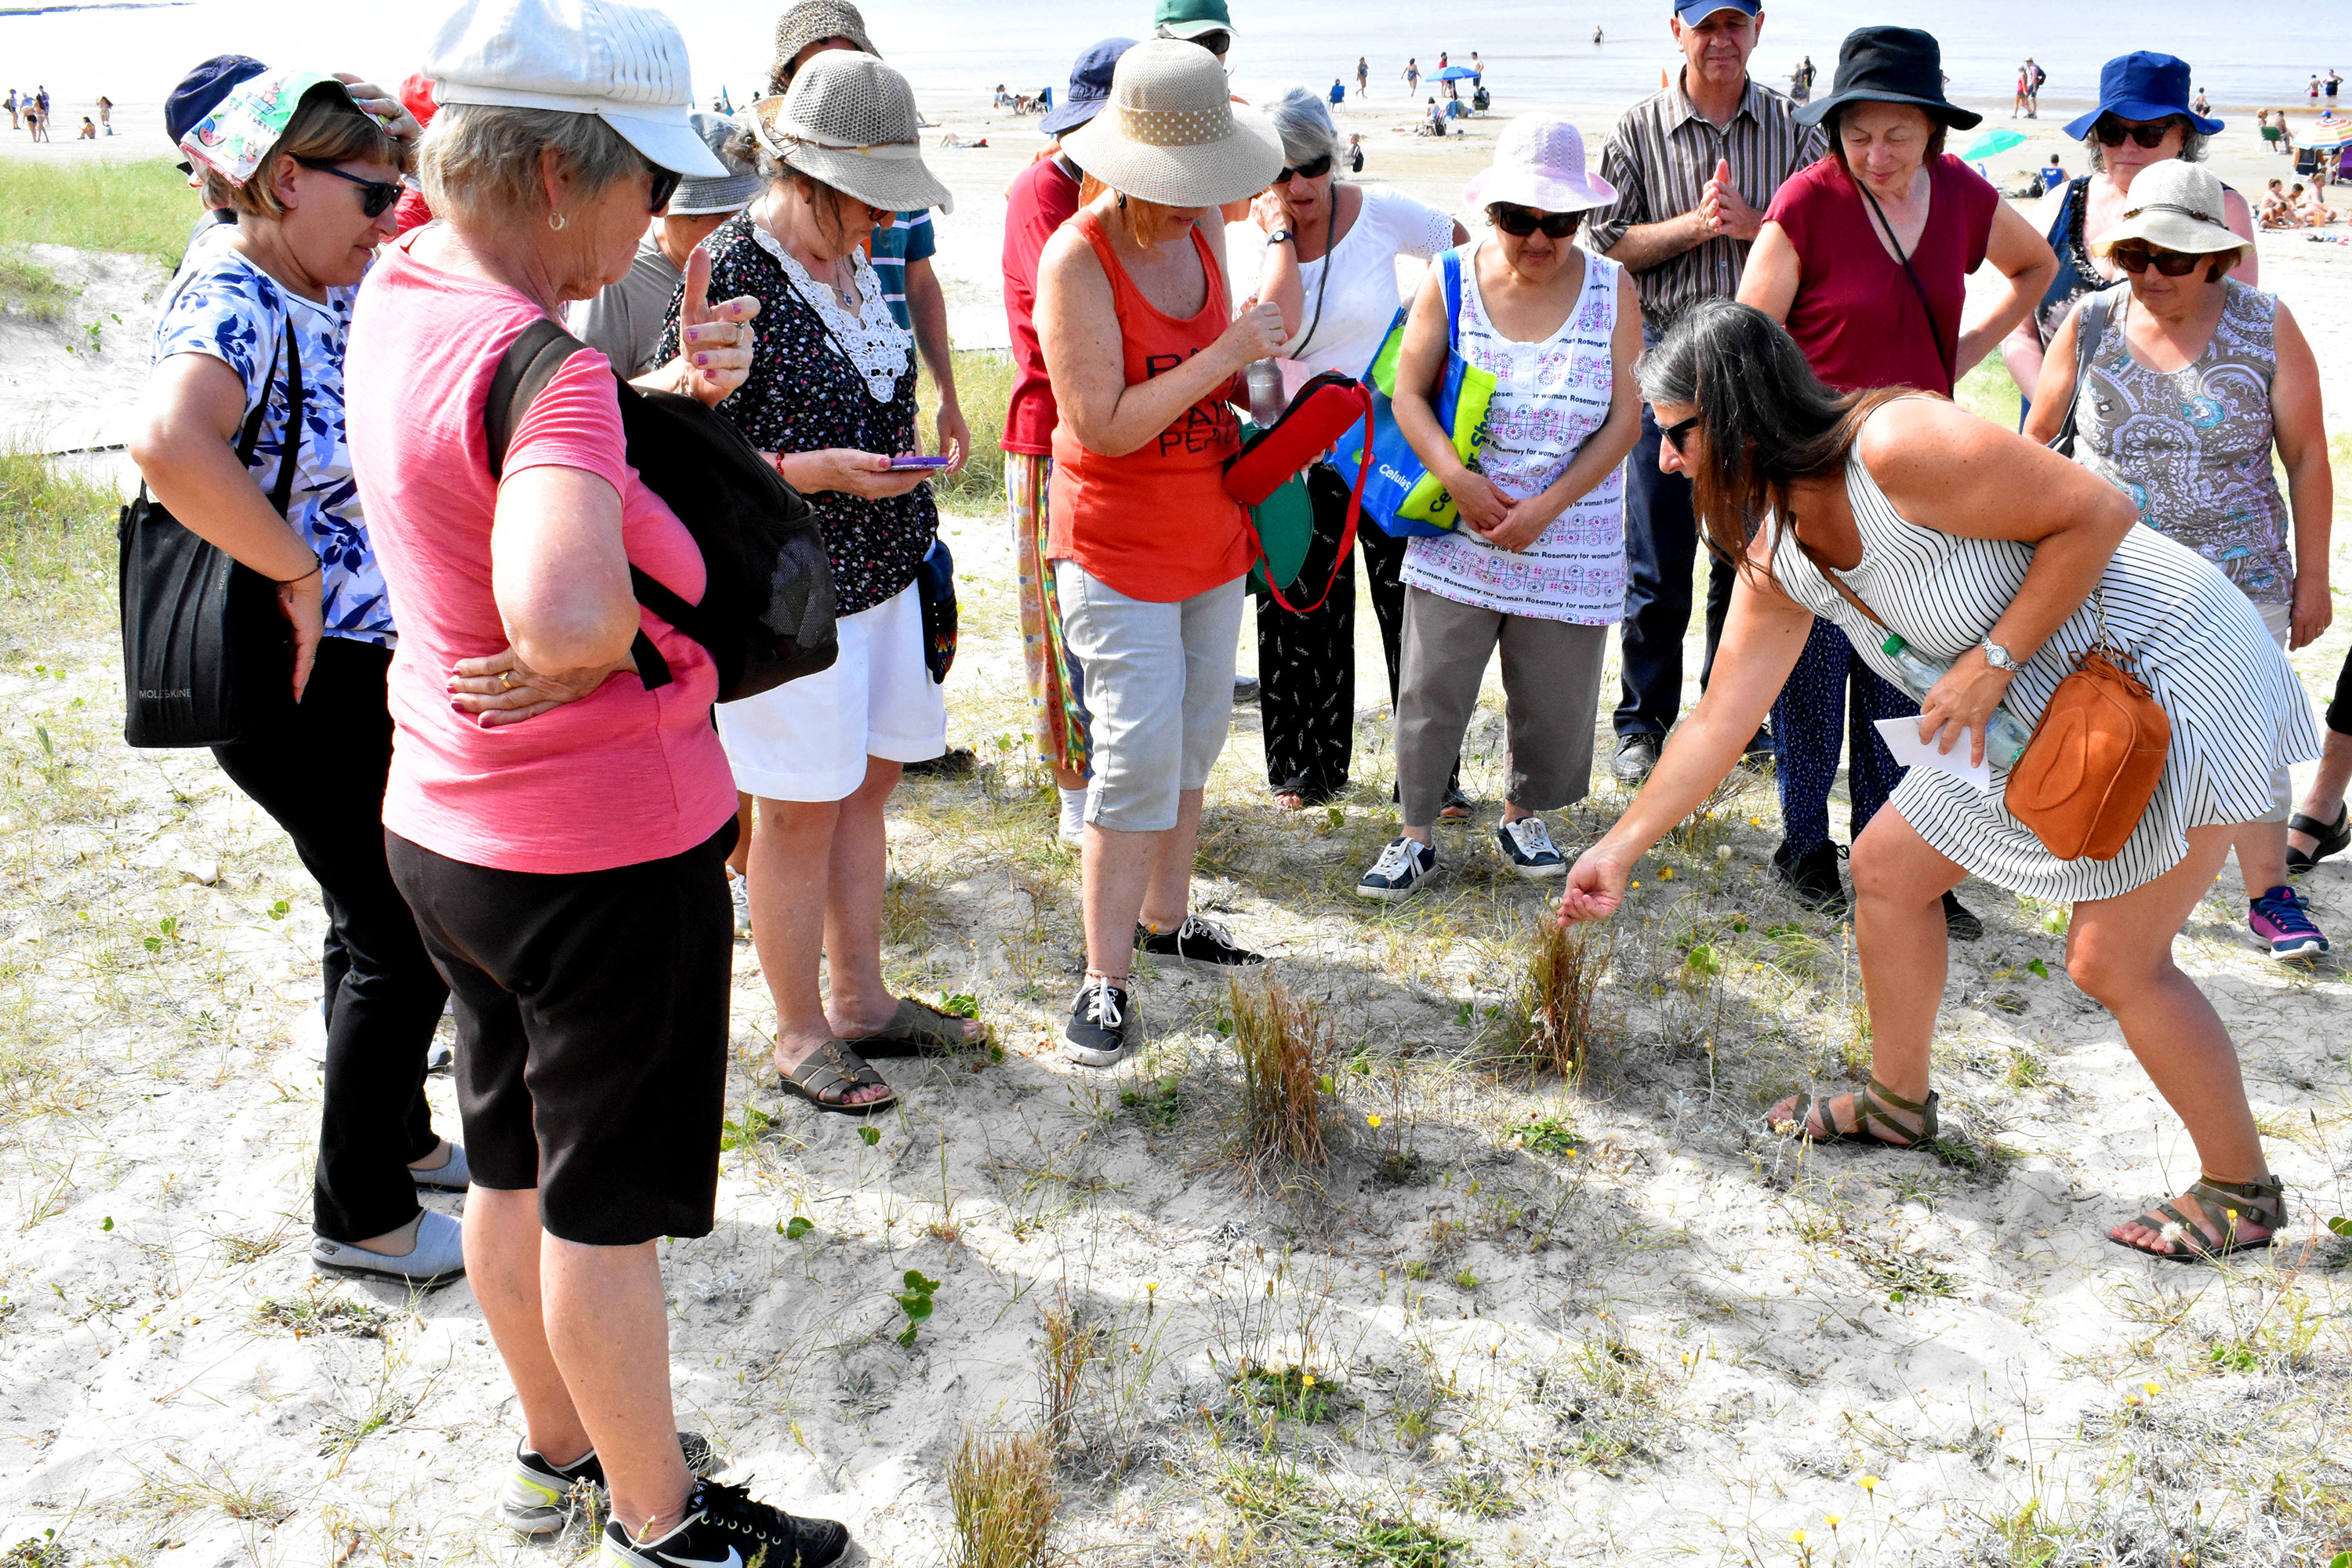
[1494, 815, 1567, 879]
[727, 869, 753, 939]
[1356, 837, 1438, 902]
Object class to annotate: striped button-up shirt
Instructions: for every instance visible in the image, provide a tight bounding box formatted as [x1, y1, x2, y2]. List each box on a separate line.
[1584, 72, 1824, 330]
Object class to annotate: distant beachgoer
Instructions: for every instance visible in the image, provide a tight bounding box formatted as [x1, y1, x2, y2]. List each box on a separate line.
[1357, 56, 1369, 95]
[2294, 181, 2337, 223]
[1593, 27, 1604, 45]
[2013, 64, 2030, 118]
[1426, 95, 1444, 135]
[27, 104, 47, 143]
[76, 115, 94, 140]
[2041, 154, 2063, 190]
[1404, 57, 1418, 95]
[2191, 86, 2209, 117]
[1469, 51, 1482, 81]
[1348, 131, 1363, 172]
[2260, 177, 2302, 227]
[96, 94, 111, 134]
[4, 89, 16, 132]
[2026, 57, 2044, 117]
[1439, 52, 1457, 100]
[2329, 68, 2342, 105]
[1330, 78, 1345, 106]
[2310, 74, 2321, 107]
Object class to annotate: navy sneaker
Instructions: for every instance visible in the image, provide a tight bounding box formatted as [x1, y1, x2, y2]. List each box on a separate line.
[1356, 837, 1438, 902]
[1135, 914, 1263, 969]
[1062, 976, 1138, 1068]
[1494, 816, 1566, 879]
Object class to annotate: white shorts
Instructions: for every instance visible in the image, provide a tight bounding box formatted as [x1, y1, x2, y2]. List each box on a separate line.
[715, 583, 946, 803]
[2258, 601, 2293, 822]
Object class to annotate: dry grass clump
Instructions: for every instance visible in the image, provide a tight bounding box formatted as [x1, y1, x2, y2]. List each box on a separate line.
[1225, 976, 1342, 1181]
[1497, 916, 1610, 1076]
[947, 1428, 1059, 1568]
[1037, 1285, 1102, 1451]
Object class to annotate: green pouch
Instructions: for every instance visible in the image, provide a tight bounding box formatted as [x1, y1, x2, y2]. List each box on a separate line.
[1247, 465, 1315, 596]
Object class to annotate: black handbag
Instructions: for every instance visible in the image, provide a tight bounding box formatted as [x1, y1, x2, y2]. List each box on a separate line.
[117, 325, 304, 748]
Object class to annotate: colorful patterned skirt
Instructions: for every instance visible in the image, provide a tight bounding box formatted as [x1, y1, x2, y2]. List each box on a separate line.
[1007, 452, 1090, 775]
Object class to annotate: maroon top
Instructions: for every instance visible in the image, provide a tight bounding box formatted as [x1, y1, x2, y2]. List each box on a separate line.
[1000, 152, 1083, 456]
[1764, 151, 2000, 394]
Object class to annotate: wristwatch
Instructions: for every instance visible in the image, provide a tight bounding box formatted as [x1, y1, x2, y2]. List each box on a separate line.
[1980, 637, 2021, 672]
[1267, 228, 1296, 245]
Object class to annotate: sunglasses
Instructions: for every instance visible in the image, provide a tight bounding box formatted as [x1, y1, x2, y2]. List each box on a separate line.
[645, 160, 683, 214]
[2109, 242, 2205, 278]
[1661, 413, 1700, 454]
[1276, 153, 1333, 184]
[1490, 202, 1579, 239]
[2092, 115, 2180, 149]
[1192, 28, 1232, 56]
[295, 157, 401, 219]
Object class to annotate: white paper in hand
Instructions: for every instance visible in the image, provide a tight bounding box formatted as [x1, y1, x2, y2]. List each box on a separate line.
[1873, 717, 1991, 792]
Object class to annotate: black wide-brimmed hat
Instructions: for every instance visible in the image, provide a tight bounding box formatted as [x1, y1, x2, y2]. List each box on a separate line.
[1793, 25, 1982, 131]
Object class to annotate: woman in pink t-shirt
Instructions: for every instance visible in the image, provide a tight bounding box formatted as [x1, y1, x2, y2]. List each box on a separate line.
[342, 4, 852, 1561]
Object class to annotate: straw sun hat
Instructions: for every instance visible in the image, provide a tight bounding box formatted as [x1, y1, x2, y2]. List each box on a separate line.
[2089, 159, 2245, 257]
[1060, 38, 1280, 209]
[750, 48, 952, 214]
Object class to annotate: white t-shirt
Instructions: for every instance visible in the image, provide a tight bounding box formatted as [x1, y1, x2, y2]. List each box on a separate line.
[1249, 184, 1457, 388]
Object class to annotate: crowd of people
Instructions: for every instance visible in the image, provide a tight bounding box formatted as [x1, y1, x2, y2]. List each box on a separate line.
[119, 0, 2343, 1560]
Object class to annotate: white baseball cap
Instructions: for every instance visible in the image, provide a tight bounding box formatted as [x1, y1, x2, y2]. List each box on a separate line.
[426, 0, 727, 178]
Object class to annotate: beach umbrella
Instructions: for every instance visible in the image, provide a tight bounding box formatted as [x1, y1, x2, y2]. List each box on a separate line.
[1958, 128, 2027, 163]
[2304, 115, 2352, 149]
[1432, 65, 1479, 81]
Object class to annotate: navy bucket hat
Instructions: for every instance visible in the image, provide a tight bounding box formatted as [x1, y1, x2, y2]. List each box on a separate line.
[1040, 37, 1134, 138]
[165, 53, 267, 148]
[2063, 52, 2223, 140]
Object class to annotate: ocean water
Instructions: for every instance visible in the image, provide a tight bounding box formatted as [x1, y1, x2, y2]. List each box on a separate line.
[0, 0, 2310, 132]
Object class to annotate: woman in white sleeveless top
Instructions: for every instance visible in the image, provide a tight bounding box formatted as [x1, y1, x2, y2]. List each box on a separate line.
[1354, 115, 1644, 902]
[1562, 300, 2318, 1264]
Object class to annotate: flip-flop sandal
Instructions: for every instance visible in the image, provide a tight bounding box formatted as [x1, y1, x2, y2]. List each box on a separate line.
[1771, 1075, 1939, 1150]
[2286, 802, 2350, 873]
[1438, 785, 1474, 822]
[842, 996, 984, 1059]
[2108, 1174, 2287, 1263]
[776, 1040, 898, 1116]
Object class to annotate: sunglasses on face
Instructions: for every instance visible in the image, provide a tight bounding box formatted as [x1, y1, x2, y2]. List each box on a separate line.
[1490, 202, 1579, 239]
[1661, 413, 1700, 454]
[644, 160, 683, 214]
[2110, 243, 2204, 277]
[2092, 116, 2179, 149]
[1192, 28, 1232, 56]
[1276, 153, 1334, 184]
[295, 157, 401, 219]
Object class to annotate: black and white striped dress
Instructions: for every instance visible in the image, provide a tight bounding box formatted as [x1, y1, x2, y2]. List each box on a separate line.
[1770, 445, 2323, 902]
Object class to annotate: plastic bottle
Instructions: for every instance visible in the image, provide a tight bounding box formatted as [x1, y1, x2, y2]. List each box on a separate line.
[1875, 632, 2034, 770]
[1245, 358, 1287, 427]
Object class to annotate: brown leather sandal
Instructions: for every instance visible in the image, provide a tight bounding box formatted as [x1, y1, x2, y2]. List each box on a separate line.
[1773, 1075, 1939, 1150]
[777, 1040, 898, 1117]
[844, 996, 985, 1058]
[2109, 1174, 2287, 1263]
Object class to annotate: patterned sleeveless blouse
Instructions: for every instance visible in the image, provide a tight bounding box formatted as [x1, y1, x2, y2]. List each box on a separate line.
[2074, 278, 2294, 604]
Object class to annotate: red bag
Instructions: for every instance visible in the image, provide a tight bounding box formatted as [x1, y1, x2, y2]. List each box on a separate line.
[1223, 370, 1374, 613]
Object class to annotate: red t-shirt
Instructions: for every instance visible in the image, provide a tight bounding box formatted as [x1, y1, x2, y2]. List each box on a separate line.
[1001, 153, 1082, 455]
[345, 234, 735, 875]
[1764, 152, 1999, 394]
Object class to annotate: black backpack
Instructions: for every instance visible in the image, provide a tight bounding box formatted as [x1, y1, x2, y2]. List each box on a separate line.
[485, 317, 837, 701]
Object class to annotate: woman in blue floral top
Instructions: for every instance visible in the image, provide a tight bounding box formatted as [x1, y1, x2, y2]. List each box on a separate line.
[130, 62, 468, 1289]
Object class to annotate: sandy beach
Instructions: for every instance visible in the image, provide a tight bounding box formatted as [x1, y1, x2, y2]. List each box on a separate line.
[1, 76, 2348, 1568]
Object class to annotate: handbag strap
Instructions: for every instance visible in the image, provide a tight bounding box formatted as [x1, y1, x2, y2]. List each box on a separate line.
[1856, 180, 1955, 394]
[1257, 387, 1375, 615]
[2047, 289, 2114, 456]
[267, 318, 305, 520]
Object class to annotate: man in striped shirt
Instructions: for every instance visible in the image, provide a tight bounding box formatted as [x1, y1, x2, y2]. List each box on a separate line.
[1584, 0, 1823, 782]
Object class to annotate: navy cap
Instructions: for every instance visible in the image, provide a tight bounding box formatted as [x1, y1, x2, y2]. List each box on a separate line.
[1040, 37, 1134, 138]
[165, 54, 267, 148]
[1674, 0, 1759, 23]
[2063, 52, 2223, 140]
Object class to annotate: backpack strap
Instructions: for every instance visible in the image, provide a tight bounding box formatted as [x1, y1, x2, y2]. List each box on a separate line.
[484, 316, 673, 688]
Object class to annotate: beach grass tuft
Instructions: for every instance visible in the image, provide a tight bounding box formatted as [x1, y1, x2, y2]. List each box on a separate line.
[1224, 974, 1341, 1182]
[1496, 916, 1608, 1078]
[0, 445, 123, 649]
[0, 245, 76, 322]
[947, 1427, 1059, 1568]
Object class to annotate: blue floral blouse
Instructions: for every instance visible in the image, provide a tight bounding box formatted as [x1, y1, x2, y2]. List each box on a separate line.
[150, 238, 394, 645]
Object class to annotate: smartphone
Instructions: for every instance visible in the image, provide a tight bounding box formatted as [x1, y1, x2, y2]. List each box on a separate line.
[887, 455, 953, 470]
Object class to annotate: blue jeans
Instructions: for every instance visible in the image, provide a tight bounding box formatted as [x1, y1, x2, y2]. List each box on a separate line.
[1613, 398, 1740, 741]
[1770, 619, 1914, 852]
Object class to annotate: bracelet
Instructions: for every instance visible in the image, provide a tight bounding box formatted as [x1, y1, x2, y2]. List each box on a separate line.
[274, 561, 322, 586]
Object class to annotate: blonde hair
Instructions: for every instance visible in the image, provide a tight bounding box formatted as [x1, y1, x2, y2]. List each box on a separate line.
[418, 103, 640, 228]
[201, 82, 410, 221]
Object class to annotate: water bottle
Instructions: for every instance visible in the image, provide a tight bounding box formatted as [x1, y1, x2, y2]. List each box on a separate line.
[1245, 358, 1287, 428]
[1876, 632, 2034, 771]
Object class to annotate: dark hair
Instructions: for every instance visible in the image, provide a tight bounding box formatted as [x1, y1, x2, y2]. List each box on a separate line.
[1633, 299, 1909, 581]
[1824, 101, 1949, 167]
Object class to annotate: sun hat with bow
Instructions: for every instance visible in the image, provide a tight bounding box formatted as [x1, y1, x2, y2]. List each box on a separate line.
[2063, 53, 2223, 142]
[1465, 113, 1618, 215]
[426, 0, 726, 177]
[2089, 159, 2245, 257]
[1794, 25, 1983, 132]
[1040, 37, 1135, 139]
[750, 49, 953, 214]
[1058, 38, 1280, 209]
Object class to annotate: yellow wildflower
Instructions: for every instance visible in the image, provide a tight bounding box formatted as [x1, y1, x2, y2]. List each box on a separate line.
[1857, 1475, 1880, 1494]
[1367, 1113, 1384, 1128]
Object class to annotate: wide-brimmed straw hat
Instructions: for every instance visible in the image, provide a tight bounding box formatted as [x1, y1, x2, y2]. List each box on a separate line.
[1059, 38, 1281, 209]
[1794, 25, 1983, 132]
[750, 49, 952, 214]
[1464, 114, 1617, 214]
[428, 0, 725, 177]
[2089, 159, 2245, 257]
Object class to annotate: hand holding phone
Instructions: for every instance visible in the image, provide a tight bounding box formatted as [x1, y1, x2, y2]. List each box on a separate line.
[886, 455, 953, 470]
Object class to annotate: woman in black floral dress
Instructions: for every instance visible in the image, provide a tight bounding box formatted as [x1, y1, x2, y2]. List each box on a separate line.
[659, 49, 980, 1114]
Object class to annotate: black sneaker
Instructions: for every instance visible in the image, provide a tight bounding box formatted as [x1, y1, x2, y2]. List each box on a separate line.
[1062, 975, 1138, 1068]
[1772, 840, 1848, 915]
[902, 747, 976, 779]
[500, 1432, 717, 1537]
[1232, 675, 1261, 706]
[1942, 891, 1984, 941]
[1493, 815, 1566, 879]
[1610, 735, 1661, 784]
[1134, 914, 1264, 969]
[600, 1476, 855, 1568]
[1356, 836, 1438, 902]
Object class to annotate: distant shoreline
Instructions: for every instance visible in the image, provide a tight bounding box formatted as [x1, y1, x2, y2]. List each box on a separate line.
[0, 1, 187, 14]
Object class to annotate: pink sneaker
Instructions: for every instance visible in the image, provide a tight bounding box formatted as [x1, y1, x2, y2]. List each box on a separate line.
[2249, 884, 2330, 961]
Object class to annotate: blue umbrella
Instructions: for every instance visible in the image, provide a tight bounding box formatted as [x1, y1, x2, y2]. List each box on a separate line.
[1432, 65, 1479, 81]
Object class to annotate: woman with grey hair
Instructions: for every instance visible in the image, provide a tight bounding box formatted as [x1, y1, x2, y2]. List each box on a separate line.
[2001, 51, 2257, 408]
[1250, 83, 1467, 811]
[343, 1, 856, 1563]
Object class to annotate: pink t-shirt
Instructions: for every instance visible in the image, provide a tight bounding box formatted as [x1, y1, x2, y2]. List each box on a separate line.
[345, 233, 735, 874]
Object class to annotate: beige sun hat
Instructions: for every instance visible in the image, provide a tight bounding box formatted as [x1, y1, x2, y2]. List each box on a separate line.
[750, 48, 952, 214]
[1059, 38, 1281, 209]
[2090, 158, 2244, 256]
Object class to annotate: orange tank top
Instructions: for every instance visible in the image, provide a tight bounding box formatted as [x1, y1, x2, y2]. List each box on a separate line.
[1048, 210, 1252, 604]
